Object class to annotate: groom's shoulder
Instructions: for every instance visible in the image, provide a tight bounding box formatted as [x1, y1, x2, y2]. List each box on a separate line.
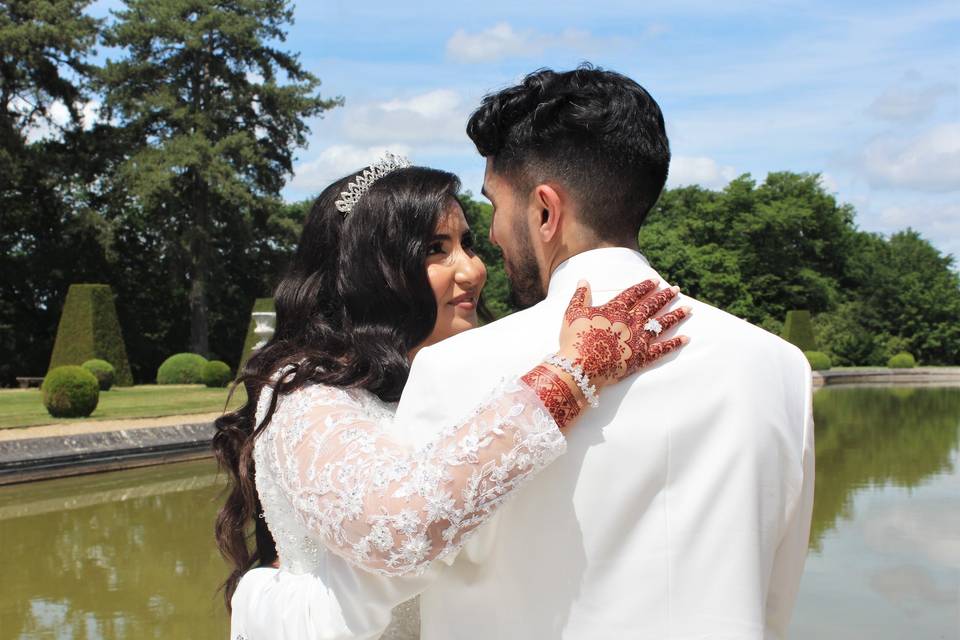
[687, 296, 810, 379]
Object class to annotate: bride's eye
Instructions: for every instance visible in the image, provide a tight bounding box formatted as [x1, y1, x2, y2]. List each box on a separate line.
[428, 241, 445, 256]
[462, 232, 475, 251]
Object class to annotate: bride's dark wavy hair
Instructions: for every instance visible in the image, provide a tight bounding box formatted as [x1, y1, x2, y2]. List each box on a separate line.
[212, 166, 461, 610]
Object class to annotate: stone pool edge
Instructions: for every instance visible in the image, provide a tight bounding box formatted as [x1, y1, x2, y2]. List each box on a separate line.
[0, 421, 215, 485]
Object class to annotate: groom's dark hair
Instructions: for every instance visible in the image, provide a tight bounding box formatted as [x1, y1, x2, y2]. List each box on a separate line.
[467, 63, 670, 241]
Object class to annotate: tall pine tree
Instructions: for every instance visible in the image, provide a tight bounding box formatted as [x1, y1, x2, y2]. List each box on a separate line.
[98, 0, 340, 356]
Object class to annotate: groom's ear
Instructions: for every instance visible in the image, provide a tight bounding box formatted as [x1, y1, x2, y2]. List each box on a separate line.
[532, 183, 563, 243]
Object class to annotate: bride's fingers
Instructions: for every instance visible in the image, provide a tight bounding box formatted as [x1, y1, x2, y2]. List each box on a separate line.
[606, 279, 658, 311]
[642, 306, 692, 337]
[633, 286, 679, 320]
[564, 280, 592, 323]
[646, 336, 688, 362]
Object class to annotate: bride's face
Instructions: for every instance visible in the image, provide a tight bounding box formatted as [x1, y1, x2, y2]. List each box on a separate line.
[418, 202, 487, 352]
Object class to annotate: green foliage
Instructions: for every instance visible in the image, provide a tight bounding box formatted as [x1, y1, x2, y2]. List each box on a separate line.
[238, 298, 276, 371]
[156, 353, 209, 384]
[782, 310, 817, 352]
[201, 360, 232, 387]
[47, 284, 134, 385]
[0, 0, 105, 387]
[887, 352, 917, 369]
[98, 0, 341, 357]
[804, 351, 832, 370]
[81, 358, 116, 390]
[41, 365, 100, 417]
[641, 174, 959, 365]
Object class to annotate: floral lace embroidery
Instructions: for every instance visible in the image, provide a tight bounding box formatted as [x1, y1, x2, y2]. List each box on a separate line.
[253, 376, 565, 577]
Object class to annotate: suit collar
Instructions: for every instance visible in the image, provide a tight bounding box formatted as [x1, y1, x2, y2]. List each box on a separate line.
[546, 247, 659, 299]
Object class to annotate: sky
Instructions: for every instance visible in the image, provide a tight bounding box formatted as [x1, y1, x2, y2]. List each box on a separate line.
[87, 0, 959, 261]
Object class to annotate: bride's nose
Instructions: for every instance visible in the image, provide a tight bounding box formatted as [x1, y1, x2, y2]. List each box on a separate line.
[454, 253, 485, 289]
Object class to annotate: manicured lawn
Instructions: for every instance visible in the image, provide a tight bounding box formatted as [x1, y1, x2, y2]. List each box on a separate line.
[0, 384, 247, 429]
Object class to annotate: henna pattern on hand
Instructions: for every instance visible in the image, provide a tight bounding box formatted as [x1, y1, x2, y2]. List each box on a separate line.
[560, 280, 689, 389]
[521, 365, 582, 429]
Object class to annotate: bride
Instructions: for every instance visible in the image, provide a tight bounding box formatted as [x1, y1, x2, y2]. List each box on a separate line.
[214, 156, 690, 639]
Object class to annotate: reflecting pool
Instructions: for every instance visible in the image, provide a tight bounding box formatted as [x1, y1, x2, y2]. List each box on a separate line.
[1, 386, 957, 639]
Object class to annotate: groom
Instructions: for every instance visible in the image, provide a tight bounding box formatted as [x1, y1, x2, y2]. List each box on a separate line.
[394, 65, 815, 638]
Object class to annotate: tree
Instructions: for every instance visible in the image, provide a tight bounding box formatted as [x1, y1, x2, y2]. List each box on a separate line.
[0, 0, 104, 385]
[98, 0, 340, 356]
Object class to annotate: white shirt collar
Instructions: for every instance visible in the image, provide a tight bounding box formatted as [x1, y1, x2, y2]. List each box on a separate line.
[546, 247, 657, 299]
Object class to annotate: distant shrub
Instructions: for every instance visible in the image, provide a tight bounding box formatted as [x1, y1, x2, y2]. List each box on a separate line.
[157, 353, 209, 384]
[81, 359, 116, 391]
[887, 352, 917, 369]
[804, 351, 832, 371]
[201, 360, 232, 388]
[782, 310, 817, 352]
[41, 366, 100, 418]
[47, 283, 133, 386]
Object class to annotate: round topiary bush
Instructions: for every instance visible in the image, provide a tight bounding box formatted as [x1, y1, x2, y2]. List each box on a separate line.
[82, 358, 116, 391]
[41, 366, 100, 418]
[157, 353, 209, 384]
[201, 360, 233, 388]
[804, 350, 832, 371]
[887, 352, 917, 369]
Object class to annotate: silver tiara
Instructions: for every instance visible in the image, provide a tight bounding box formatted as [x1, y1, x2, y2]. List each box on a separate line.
[334, 152, 412, 215]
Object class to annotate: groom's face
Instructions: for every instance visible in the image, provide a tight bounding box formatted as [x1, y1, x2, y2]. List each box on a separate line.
[481, 159, 546, 309]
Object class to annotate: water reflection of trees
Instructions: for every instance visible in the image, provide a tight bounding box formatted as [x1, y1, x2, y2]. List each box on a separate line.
[2, 461, 230, 639]
[811, 387, 960, 549]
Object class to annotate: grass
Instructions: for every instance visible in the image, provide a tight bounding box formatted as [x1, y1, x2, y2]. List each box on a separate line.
[0, 384, 247, 430]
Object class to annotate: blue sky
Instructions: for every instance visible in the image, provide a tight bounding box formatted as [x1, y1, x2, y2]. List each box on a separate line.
[89, 0, 959, 261]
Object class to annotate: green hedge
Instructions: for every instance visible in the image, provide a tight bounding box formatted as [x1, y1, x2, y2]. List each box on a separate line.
[157, 353, 209, 384]
[81, 359, 116, 391]
[782, 310, 817, 352]
[238, 298, 275, 372]
[888, 352, 917, 369]
[201, 360, 233, 387]
[804, 350, 832, 371]
[42, 366, 100, 418]
[47, 284, 133, 386]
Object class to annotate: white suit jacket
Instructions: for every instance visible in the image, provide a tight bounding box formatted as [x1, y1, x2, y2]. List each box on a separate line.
[394, 247, 815, 639]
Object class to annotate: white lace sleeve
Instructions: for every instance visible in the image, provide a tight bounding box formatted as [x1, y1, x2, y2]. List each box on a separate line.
[262, 377, 566, 577]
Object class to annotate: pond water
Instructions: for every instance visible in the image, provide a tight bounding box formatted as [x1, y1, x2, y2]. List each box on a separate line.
[1, 386, 957, 639]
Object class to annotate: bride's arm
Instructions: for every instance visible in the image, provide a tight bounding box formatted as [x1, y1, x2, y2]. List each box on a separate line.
[266, 280, 688, 577]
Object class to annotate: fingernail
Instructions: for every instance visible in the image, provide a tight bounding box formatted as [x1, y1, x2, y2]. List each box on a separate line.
[683, 306, 693, 314]
[577, 279, 588, 288]
[680, 336, 690, 344]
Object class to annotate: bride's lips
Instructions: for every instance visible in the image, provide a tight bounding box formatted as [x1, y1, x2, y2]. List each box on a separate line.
[449, 292, 477, 311]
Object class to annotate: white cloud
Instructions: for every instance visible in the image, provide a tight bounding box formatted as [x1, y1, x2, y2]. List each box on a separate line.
[818, 172, 840, 193]
[445, 22, 638, 63]
[866, 73, 956, 122]
[341, 89, 469, 145]
[446, 23, 539, 63]
[861, 123, 960, 192]
[289, 144, 413, 194]
[18, 98, 99, 142]
[668, 155, 737, 189]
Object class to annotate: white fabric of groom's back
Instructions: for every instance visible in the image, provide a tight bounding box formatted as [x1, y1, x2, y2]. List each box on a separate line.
[395, 247, 815, 640]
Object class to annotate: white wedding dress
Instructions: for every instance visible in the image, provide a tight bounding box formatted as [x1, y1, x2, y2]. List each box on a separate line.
[229, 371, 566, 639]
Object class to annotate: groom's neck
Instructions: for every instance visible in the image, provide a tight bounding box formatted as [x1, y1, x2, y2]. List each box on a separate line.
[542, 236, 640, 286]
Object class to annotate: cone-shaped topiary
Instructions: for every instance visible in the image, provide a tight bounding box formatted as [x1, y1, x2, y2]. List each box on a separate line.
[82, 359, 116, 391]
[888, 352, 917, 368]
[157, 353, 209, 384]
[202, 360, 233, 387]
[42, 366, 100, 418]
[782, 310, 817, 352]
[239, 297, 276, 372]
[804, 351, 832, 371]
[47, 284, 133, 386]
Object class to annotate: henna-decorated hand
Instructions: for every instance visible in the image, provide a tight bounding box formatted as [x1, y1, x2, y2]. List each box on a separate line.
[557, 279, 690, 389]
